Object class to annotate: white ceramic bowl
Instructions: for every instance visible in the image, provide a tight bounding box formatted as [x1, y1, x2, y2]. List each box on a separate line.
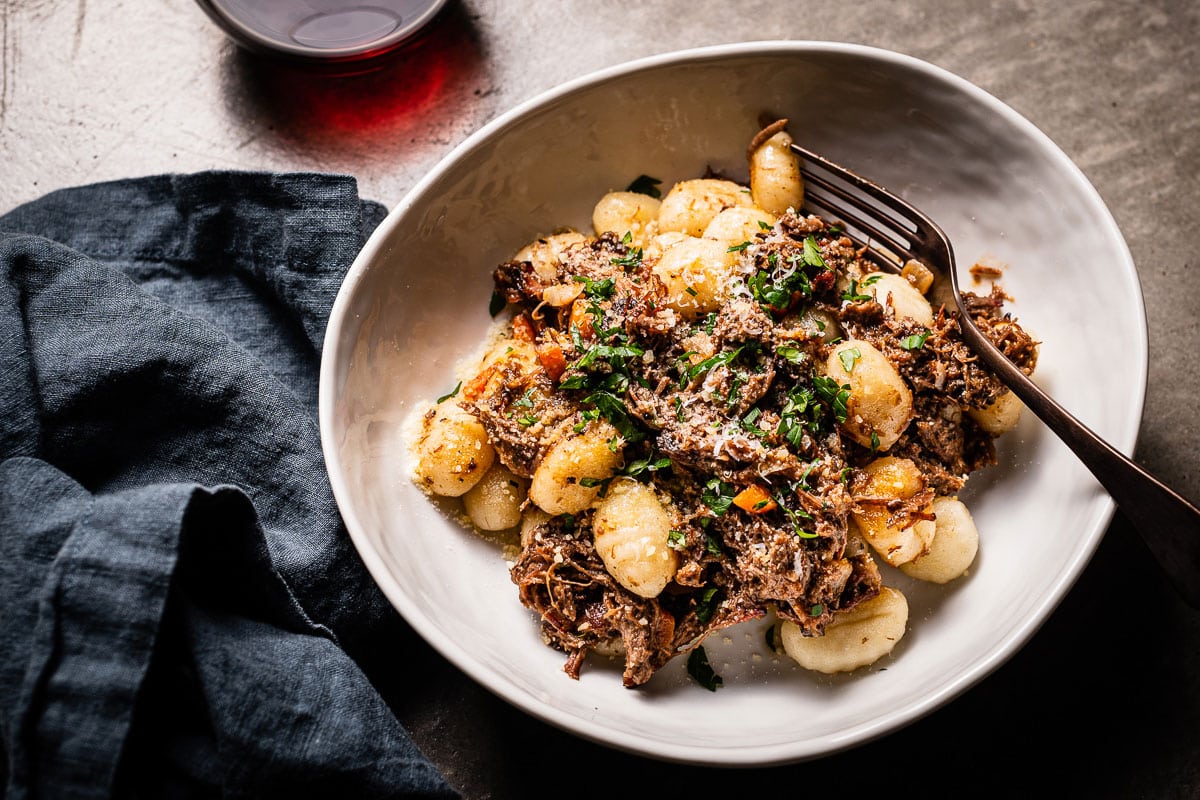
[319, 41, 1145, 765]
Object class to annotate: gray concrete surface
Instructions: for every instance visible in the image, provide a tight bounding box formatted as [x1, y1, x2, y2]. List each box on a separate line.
[3, 1, 1198, 797]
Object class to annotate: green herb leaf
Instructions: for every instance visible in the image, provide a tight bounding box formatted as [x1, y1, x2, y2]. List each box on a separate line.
[900, 332, 930, 350]
[776, 346, 804, 364]
[702, 478, 736, 516]
[841, 278, 873, 303]
[695, 586, 722, 621]
[435, 381, 462, 404]
[801, 236, 827, 269]
[812, 375, 851, 423]
[610, 247, 644, 269]
[583, 390, 645, 443]
[488, 290, 506, 317]
[838, 346, 862, 373]
[626, 174, 663, 198]
[572, 274, 616, 299]
[686, 645, 723, 691]
[685, 347, 743, 384]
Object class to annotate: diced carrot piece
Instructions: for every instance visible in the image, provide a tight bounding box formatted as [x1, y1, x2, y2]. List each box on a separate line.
[568, 299, 595, 339]
[511, 314, 535, 342]
[733, 484, 777, 514]
[462, 365, 495, 401]
[536, 341, 567, 382]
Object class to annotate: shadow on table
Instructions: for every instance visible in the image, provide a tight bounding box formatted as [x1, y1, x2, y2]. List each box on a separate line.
[214, 0, 489, 157]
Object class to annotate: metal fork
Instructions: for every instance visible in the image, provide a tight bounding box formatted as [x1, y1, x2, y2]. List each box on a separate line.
[791, 142, 1200, 608]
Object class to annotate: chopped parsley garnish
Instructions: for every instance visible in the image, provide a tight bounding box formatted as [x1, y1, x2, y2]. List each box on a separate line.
[667, 529, 686, 549]
[581, 390, 645, 443]
[626, 174, 662, 198]
[610, 246, 644, 270]
[687, 645, 723, 691]
[572, 274, 615, 299]
[727, 240, 752, 253]
[809, 603, 825, 616]
[812, 375, 851, 424]
[841, 279, 872, 303]
[801, 236, 826, 268]
[622, 454, 672, 478]
[838, 346, 862, 373]
[682, 347, 743, 386]
[776, 345, 804, 364]
[695, 586, 722, 622]
[900, 332, 930, 350]
[702, 478, 736, 516]
[488, 290, 506, 317]
[774, 372, 852, 448]
[740, 407, 769, 437]
[841, 273, 881, 303]
[436, 381, 461, 404]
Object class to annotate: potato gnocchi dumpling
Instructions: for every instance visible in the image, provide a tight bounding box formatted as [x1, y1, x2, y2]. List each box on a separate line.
[463, 463, 529, 531]
[899, 496, 980, 583]
[748, 126, 804, 215]
[780, 586, 909, 674]
[850, 456, 934, 567]
[409, 119, 1038, 690]
[591, 478, 679, 598]
[968, 389, 1025, 436]
[657, 178, 754, 237]
[592, 190, 662, 248]
[514, 230, 589, 282]
[701, 206, 776, 250]
[414, 400, 495, 497]
[861, 271, 935, 326]
[527, 419, 625, 515]
[825, 339, 914, 452]
[651, 235, 737, 317]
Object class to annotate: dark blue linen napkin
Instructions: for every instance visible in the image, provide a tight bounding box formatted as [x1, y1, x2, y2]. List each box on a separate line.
[0, 173, 458, 798]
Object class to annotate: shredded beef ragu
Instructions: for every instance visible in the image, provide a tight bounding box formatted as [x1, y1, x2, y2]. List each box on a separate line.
[451, 210, 1035, 689]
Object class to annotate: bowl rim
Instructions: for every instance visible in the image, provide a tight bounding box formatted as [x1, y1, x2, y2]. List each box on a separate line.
[319, 39, 1146, 765]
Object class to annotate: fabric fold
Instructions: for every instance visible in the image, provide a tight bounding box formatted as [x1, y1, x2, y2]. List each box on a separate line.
[0, 173, 457, 798]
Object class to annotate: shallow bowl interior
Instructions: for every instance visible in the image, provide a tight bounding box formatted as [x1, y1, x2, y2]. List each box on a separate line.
[319, 41, 1145, 765]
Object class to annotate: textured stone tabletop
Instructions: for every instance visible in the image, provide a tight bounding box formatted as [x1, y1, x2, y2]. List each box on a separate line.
[2, 1, 1197, 797]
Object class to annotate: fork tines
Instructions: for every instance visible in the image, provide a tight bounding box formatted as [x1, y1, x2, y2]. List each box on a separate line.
[791, 143, 924, 271]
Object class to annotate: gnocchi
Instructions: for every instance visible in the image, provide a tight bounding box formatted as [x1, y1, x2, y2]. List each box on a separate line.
[651, 235, 736, 317]
[850, 456, 934, 567]
[414, 400, 495, 497]
[748, 125, 804, 215]
[463, 463, 529, 531]
[968, 389, 1025, 436]
[592, 190, 662, 248]
[780, 586, 909, 674]
[591, 478, 679, 598]
[657, 178, 754, 237]
[860, 271, 935, 326]
[825, 339, 914, 452]
[527, 419, 625, 515]
[899, 496, 980, 583]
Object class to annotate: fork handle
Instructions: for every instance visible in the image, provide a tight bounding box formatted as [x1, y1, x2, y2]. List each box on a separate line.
[960, 323, 1200, 608]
